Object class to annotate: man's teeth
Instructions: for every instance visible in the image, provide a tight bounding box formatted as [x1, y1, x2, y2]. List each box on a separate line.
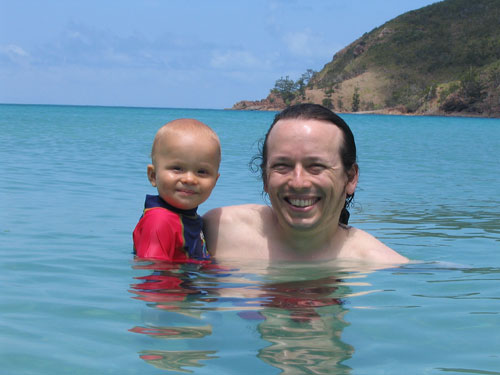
[289, 198, 316, 207]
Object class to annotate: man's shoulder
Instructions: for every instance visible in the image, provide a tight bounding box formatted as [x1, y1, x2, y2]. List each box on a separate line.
[204, 204, 269, 225]
[343, 226, 408, 264]
[202, 204, 271, 258]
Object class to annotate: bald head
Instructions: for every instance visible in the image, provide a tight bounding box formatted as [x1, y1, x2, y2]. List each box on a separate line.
[151, 118, 221, 165]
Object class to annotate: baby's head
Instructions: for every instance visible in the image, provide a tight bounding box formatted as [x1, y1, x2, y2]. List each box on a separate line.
[147, 119, 221, 210]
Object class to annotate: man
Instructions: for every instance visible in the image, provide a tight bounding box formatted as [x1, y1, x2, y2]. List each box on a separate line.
[203, 104, 408, 264]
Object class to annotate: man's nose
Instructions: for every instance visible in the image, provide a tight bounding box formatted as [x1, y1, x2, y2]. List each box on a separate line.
[288, 165, 311, 189]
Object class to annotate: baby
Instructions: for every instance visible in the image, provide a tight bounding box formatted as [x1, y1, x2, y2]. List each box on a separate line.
[133, 119, 220, 262]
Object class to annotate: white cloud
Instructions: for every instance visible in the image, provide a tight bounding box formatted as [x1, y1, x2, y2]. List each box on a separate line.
[20, 22, 217, 71]
[210, 49, 265, 70]
[67, 31, 91, 45]
[0, 44, 31, 64]
[3, 44, 29, 57]
[283, 29, 327, 58]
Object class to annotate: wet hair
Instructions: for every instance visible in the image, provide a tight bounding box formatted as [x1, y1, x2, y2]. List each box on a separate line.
[250, 103, 357, 225]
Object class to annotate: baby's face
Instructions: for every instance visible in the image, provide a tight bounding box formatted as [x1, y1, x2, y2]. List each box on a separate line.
[148, 132, 220, 210]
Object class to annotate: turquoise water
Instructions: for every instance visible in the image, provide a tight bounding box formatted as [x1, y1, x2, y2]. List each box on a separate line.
[1, 104, 499, 374]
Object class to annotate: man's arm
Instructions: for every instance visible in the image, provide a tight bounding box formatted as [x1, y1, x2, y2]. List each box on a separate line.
[202, 207, 224, 256]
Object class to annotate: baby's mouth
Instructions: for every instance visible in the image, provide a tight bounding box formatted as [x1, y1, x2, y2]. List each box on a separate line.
[178, 189, 197, 195]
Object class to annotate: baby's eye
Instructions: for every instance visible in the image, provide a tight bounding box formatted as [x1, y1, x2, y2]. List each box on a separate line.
[170, 166, 183, 172]
[197, 169, 209, 176]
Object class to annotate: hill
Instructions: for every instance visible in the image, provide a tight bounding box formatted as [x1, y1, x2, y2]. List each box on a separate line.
[232, 0, 500, 117]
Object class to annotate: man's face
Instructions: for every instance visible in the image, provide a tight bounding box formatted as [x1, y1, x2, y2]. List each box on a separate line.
[264, 118, 358, 232]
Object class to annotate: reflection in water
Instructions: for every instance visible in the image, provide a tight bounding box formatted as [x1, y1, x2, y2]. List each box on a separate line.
[253, 277, 353, 374]
[138, 350, 218, 373]
[129, 260, 359, 373]
[129, 325, 212, 339]
[129, 261, 220, 372]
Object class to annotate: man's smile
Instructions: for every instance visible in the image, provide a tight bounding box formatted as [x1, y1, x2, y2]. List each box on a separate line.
[285, 197, 321, 208]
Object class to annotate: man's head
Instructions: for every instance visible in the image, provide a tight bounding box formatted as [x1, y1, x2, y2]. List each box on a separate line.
[255, 104, 358, 225]
[148, 119, 221, 210]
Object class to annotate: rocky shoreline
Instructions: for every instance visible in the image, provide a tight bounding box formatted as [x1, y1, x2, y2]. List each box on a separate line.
[228, 95, 491, 118]
[229, 93, 286, 112]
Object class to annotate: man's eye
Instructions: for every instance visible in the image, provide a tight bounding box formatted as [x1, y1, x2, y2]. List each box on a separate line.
[271, 164, 291, 173]
[308, 164, 326, 174]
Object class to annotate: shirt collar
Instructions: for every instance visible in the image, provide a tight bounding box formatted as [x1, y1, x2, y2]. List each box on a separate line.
[145, 194, 198, 216]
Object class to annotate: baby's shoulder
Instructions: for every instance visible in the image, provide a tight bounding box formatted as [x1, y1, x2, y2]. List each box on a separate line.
[143, 207, 178, 222]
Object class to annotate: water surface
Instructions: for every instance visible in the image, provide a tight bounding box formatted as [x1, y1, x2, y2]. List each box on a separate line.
[1, 104, 499, 374]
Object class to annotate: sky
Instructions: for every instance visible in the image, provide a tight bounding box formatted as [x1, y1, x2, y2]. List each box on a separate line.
[0, 0, 440, 109]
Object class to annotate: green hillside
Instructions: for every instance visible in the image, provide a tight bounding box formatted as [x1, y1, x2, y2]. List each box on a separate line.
[234, 0, 500, 116]
[314, 0, 500, 115]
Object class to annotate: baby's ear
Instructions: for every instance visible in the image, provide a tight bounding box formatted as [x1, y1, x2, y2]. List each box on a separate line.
[147, 164, 157, 187]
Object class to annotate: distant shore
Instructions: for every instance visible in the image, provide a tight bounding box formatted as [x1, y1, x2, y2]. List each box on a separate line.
[226, 103, 496, 118]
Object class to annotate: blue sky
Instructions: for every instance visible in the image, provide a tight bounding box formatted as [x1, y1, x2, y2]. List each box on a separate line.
[1, 0, 440, 109]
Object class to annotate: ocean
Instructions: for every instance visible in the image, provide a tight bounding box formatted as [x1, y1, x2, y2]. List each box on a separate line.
[1, 103, 499, 374]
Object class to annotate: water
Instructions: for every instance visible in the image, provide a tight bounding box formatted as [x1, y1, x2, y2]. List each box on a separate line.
[1, 104, 499, 374]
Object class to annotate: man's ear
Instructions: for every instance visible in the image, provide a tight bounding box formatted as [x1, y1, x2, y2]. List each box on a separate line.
[346, 164, 359, 196]
[147, 164, 157, 187]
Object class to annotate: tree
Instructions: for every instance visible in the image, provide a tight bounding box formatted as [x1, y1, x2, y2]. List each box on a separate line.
[322, 98, 333, 109]
[301, 69, 316, 85]
[460, 67, 484, 104]
[337, 97, 344, 111]
[296, 69, 317, 93]
[272, 76, 297, 105]
[352, 87, 360, 112]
